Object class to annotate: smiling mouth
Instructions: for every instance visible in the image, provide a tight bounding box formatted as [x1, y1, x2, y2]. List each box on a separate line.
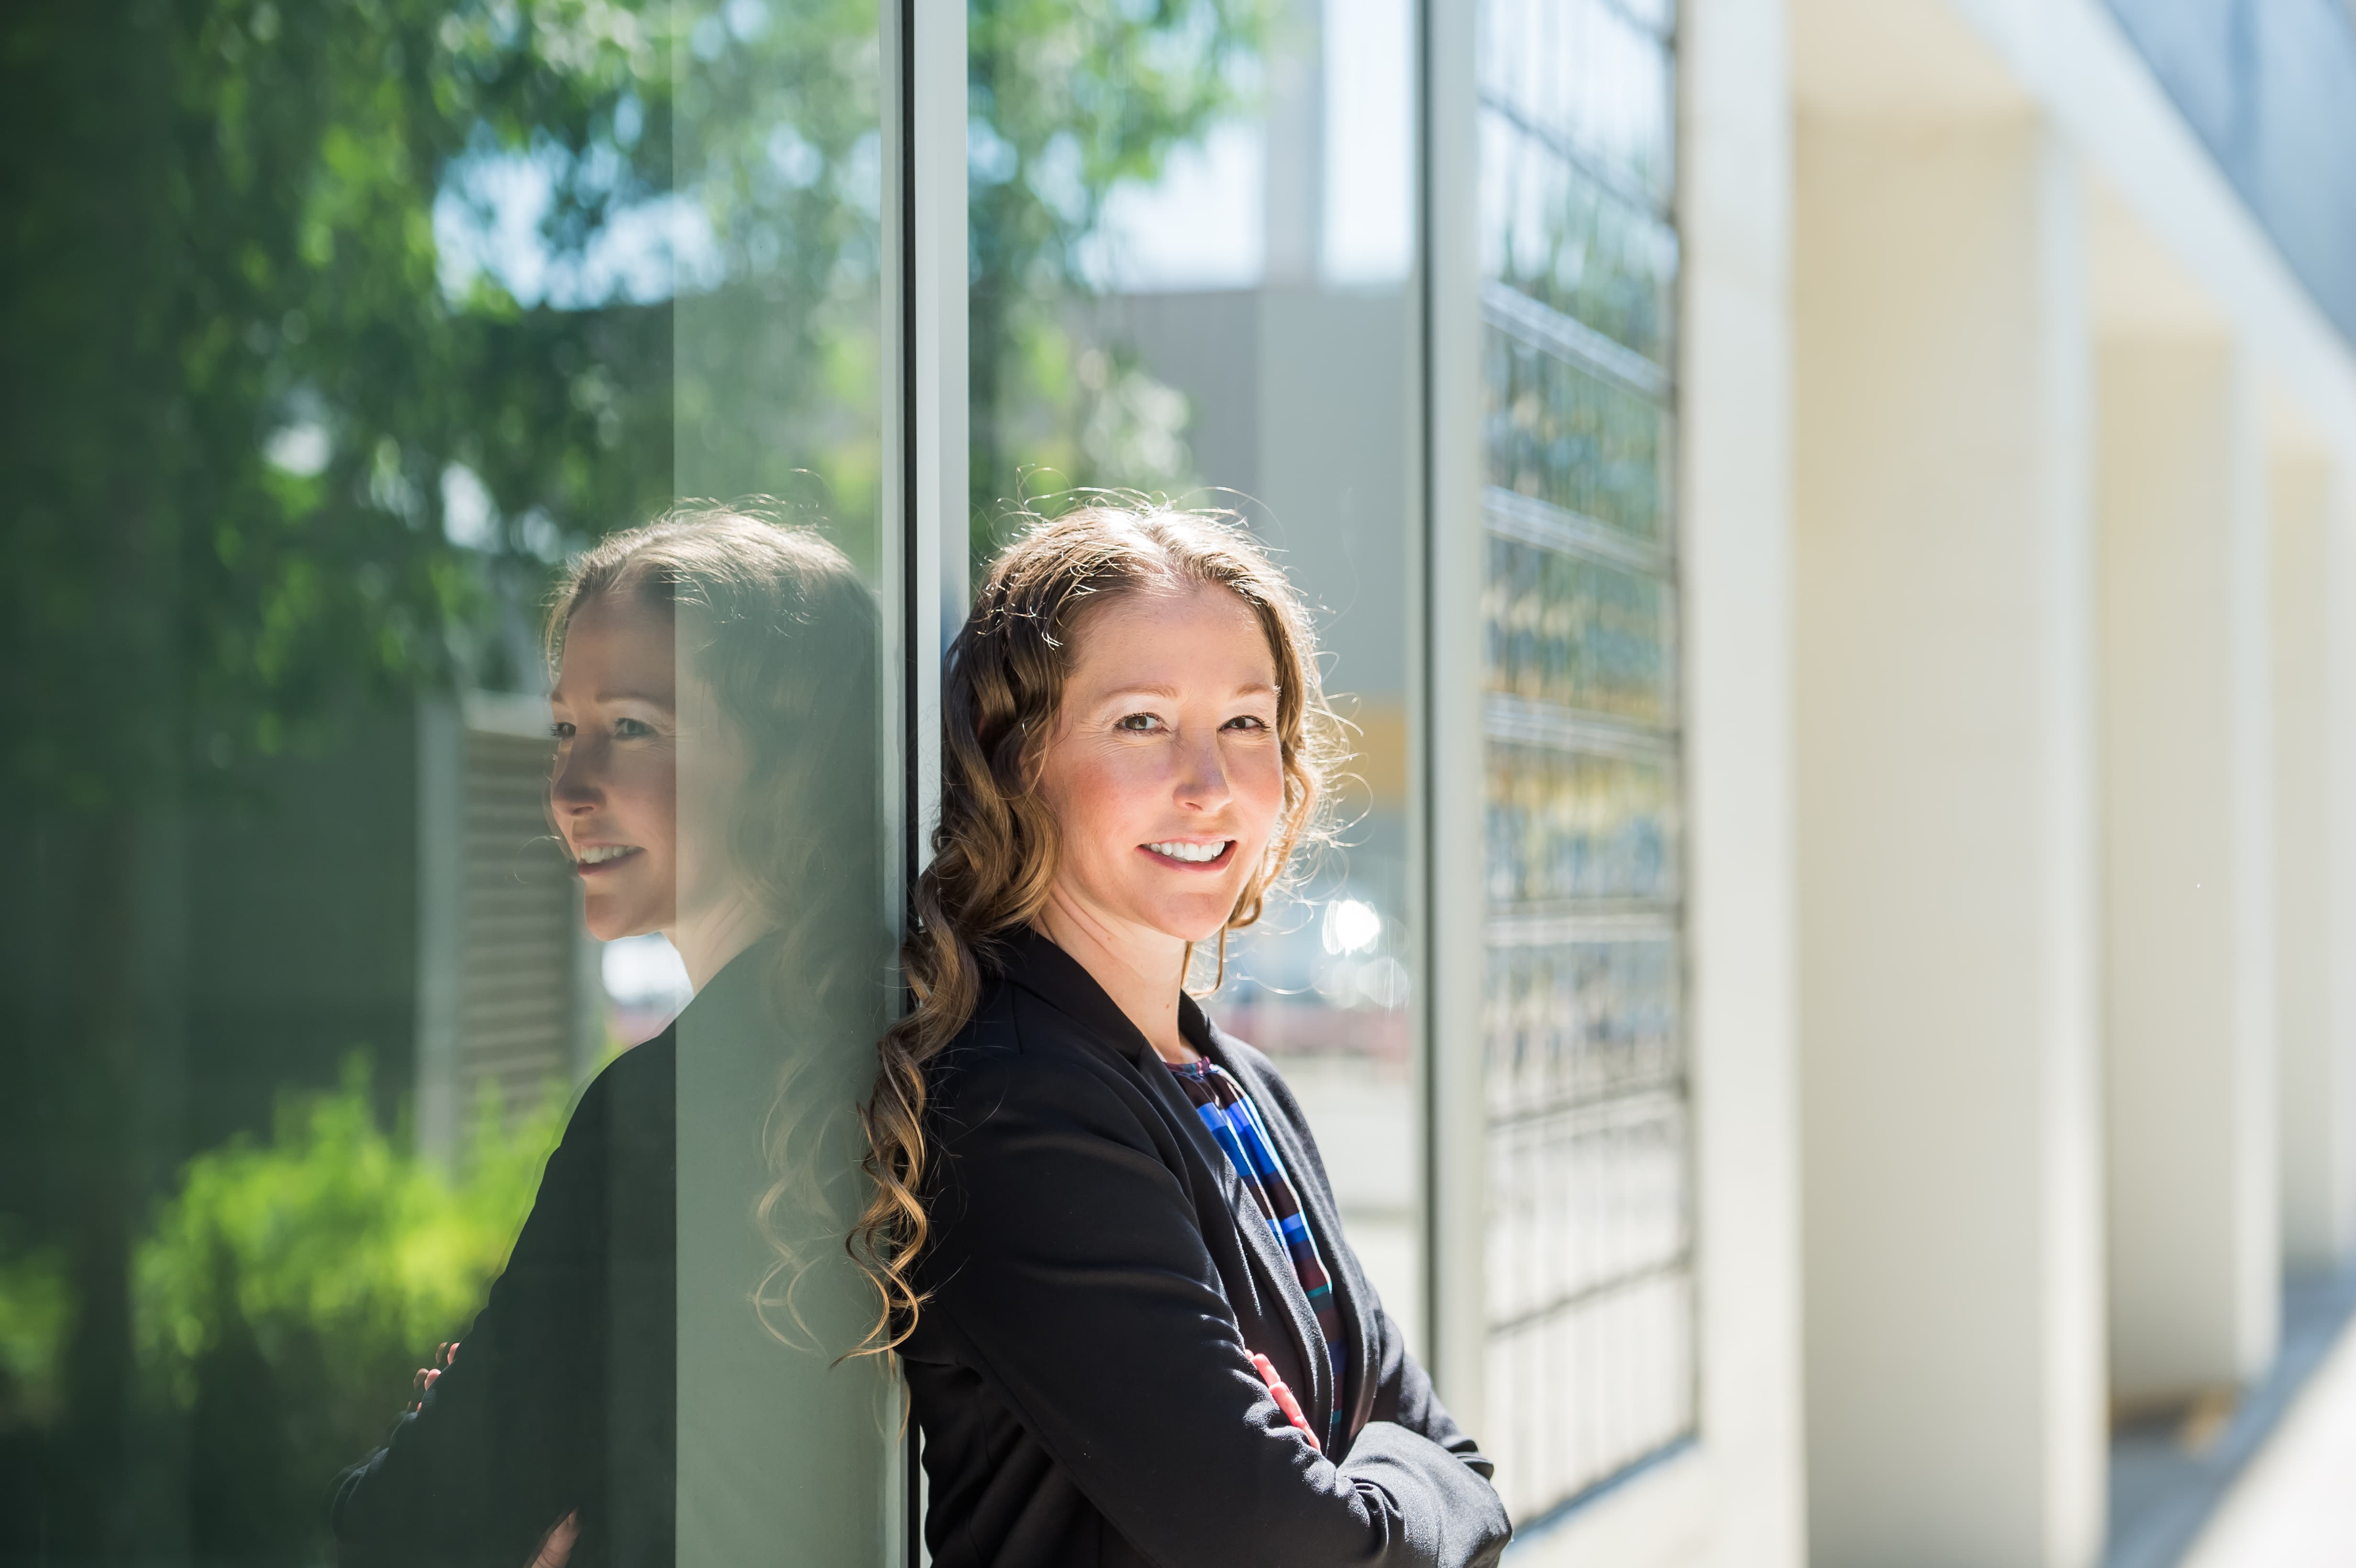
[1141, 839, 1235, 870]
[573, 844, 643, 874]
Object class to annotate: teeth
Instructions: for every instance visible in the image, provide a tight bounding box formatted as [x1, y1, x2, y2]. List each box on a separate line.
[1147, 840, 1228, 864]
[576, 845, 638, 865]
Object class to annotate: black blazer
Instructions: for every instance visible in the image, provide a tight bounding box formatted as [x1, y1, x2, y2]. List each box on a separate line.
[901, 929, 1511, 1568]
[331, 937, 894, 1567]
[331, 1026, 678, 1568]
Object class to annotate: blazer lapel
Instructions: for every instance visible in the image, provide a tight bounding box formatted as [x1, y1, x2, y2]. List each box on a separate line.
[994, 930, 1332, 1420]
[1205, 1023, 1384, 1450]
[1144, 1058, 1331, 1417]
[1191, 1018, 1353, 1448]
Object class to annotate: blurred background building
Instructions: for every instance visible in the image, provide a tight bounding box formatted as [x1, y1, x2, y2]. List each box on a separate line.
[6, 0, 2356, 1563]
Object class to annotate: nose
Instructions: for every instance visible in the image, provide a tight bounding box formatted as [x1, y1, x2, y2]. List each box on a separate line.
[1171, 725, 1234, 813]
[549, 731, 605, 816]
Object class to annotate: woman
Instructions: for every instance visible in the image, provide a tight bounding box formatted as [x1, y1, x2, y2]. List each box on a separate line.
[860, 505, 1512, 1568]
[334, 506, 891, 1568]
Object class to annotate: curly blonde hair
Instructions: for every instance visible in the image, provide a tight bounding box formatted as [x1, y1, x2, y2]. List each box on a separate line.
[852, 501, 1343, 1351]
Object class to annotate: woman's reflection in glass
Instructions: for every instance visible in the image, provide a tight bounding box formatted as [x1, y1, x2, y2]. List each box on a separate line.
[332, 505, 888, 1568]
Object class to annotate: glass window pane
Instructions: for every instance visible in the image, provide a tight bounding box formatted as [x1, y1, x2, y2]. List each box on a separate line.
[670, 5, 898, 1562]
[1478, 0, 1691, 1521]
[1486, 1093, 1691, 1330]
[1479, 0, 1675, 210]
[1485, 532, 1678, 724]
[1484, 325, 1672, 539]
[966, 0, 1428, 1345]
[1486, 936, 1683, 1123]
[4, 3, 899, 1559]
[1479, 108, 1678, 368]
[1484, 740, 1680, 907]
[1484, 1270, 1694, 1523]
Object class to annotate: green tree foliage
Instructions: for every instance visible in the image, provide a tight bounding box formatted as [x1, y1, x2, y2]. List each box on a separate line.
[668, 0, 889, 530]
[129, 1061, 564, 1559]
[967, 0, 1270, 554]
[0, 1242, 70, 1436]
[4, 0, 678, 814]
[1, 2, 674, 1553]
[0, 1060, 562, 1563]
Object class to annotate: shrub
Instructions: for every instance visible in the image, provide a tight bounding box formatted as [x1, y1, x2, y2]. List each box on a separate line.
[131, 1056, 567, 1559]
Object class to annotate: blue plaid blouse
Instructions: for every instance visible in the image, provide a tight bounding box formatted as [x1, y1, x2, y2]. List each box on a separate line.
[1165, 1058, 1347, 1449]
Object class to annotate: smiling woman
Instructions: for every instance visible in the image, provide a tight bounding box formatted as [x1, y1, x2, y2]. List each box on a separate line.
[1029, 578, 1292, 1062]
[548, 593, 680, 944]
[858, 505, 1510, 1568]
[332, 506, 892, 1568]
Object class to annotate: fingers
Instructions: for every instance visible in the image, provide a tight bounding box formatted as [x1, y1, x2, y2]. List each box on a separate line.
[1249, 1353, 1320, 1452]
[528, 1512, 580, 1568]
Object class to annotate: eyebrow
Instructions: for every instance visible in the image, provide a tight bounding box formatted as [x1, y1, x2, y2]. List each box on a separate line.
[554, 688, 676, 708]
[1098, 681, 1278, 702]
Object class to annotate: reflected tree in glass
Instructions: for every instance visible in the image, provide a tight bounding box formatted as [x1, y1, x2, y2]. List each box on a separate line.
[0, 1, 867, 1558]
[967, 0, 1269, 554]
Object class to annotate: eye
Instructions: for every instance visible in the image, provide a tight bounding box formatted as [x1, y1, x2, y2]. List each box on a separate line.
[550, 720, 576, 740]
[613, 717, 655, 739]
[1222, 714, 1271, 732]
[1115, 712, 1164, 733]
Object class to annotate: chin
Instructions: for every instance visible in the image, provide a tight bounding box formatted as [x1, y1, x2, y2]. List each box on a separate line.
[1154, 906, 1242, 947]
[582, 901, 653, 944]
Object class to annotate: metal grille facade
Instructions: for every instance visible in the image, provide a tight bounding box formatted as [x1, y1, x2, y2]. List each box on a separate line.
[458, 726, 587, 1126]
[1475, 0, 1692, 1522]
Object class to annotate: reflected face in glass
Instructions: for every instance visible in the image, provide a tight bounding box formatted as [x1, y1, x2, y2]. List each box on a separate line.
[1036, 583, 1286, 948]
[549, 592, 678, 942]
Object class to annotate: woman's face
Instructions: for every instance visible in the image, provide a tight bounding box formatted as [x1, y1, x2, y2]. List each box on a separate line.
[1036, 581, 1287, 949]
[549, 592, 679, 942]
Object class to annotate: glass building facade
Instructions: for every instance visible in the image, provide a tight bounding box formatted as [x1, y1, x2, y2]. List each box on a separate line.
[1, 0, 1697, 1558]
[965, 0, 1430, 1346]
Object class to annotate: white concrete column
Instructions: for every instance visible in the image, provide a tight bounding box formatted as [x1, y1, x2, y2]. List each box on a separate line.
[1795, 113, 2105, 1568]
[2098, 338, 2278, 1401]
[2271, 450, 2355, 1270]
[1678, 0, 1809, 1558]
[2324, 467, 2356, 1262]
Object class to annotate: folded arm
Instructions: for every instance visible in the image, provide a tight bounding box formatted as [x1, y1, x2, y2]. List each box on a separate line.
[926, 1054, 1510, 1568]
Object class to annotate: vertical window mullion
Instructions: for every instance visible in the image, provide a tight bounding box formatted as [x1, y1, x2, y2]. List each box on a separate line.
[880, 2, 966, 1561]
[1423, 0, 1500, 1434]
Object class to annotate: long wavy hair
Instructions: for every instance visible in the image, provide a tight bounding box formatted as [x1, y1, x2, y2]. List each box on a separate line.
[852, 501, 1343, 1351]
[547, 502, 885, 1341]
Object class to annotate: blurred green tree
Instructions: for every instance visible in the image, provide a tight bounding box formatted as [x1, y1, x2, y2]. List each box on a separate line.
[1, 1, 673, 1554]
[132, 1060, 564, 1562]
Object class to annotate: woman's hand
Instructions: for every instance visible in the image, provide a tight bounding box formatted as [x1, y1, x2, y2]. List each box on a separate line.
[528, 1513, 579, 1568]
[408, 1341, 459, 1412]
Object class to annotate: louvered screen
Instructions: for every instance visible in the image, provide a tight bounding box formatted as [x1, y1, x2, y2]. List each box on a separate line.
[457, 727, 583, 1128]
[1477, 0, 1693, 1523]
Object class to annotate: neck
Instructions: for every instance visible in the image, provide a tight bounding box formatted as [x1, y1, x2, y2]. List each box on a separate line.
[668, 895, 773, 993]
[1033, 892, 1197, 1063]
